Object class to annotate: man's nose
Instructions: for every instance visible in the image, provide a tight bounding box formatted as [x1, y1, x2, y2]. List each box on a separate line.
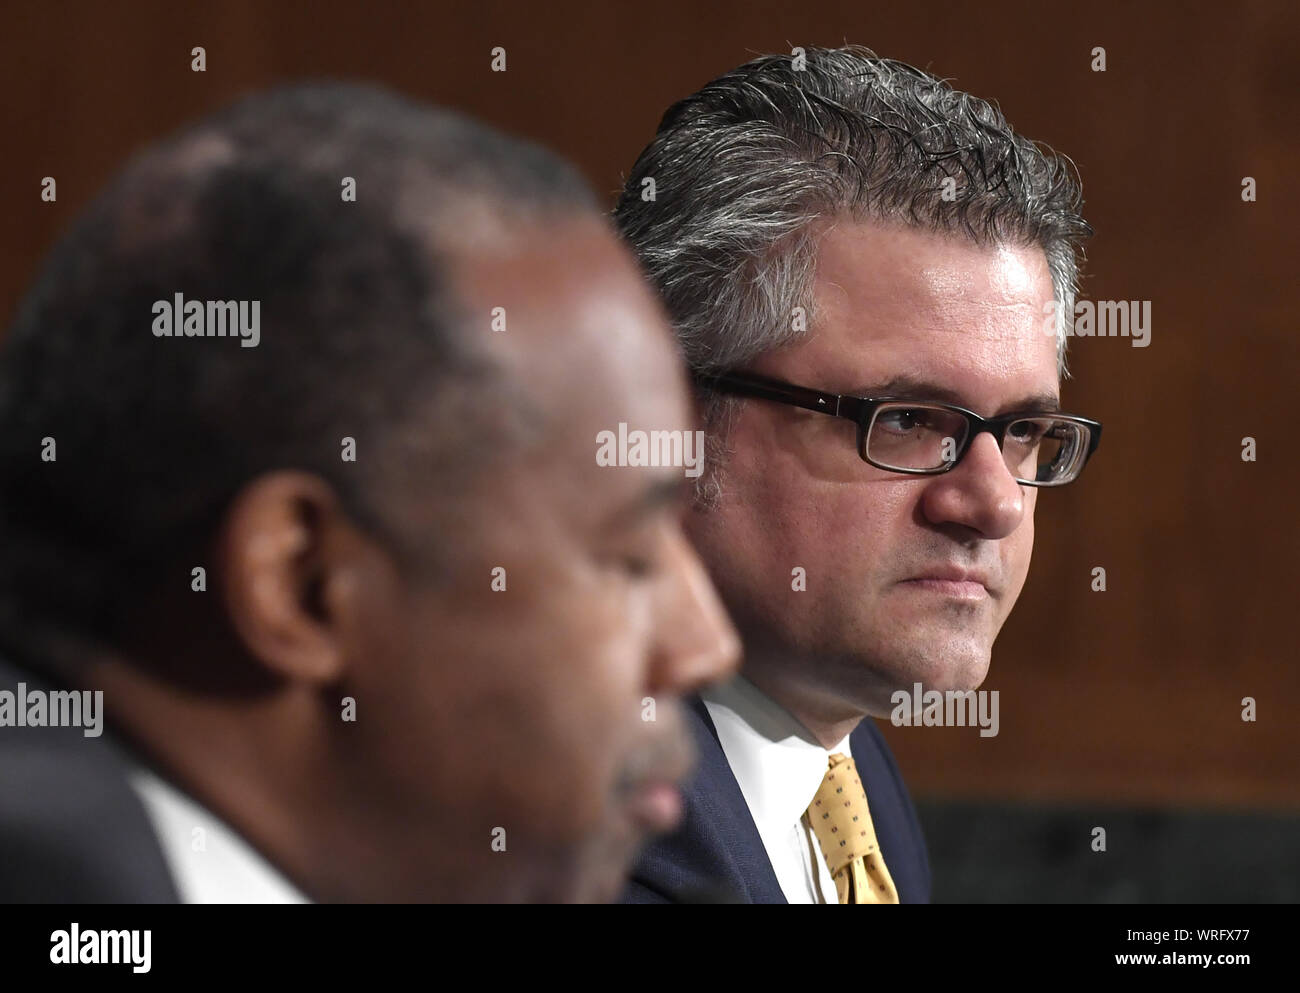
[919, 431, 1025, 539]
[647, 532, 741, 696]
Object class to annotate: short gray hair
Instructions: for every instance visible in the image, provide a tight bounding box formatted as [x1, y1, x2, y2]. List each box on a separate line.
[613, 46, 1092, 497]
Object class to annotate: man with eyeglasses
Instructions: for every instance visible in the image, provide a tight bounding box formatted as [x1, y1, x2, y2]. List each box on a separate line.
[615, 47, 1101, 904]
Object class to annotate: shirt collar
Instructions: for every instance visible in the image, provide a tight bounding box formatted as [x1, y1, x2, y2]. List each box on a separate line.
[701, 674, 852, 847]
[126, 763, 311, 904]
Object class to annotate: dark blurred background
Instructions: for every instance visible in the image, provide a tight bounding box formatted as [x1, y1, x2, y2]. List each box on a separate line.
[2, 0, 1296, 901]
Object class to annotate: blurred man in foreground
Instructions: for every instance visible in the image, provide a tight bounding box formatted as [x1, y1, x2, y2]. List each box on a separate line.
[0, 83, 738, 902]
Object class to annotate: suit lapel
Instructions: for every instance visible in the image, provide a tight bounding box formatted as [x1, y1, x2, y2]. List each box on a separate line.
[625, 694, 787, 903]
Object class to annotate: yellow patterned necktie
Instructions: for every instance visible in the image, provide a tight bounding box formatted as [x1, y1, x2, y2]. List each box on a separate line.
[805, 752, 900, 904]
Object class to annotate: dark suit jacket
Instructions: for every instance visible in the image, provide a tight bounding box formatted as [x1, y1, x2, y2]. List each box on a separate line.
[0, 653, 180, 902]
[622, 694, 931, 903]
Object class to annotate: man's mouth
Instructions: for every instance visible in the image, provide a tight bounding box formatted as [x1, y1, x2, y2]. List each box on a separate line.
[623, 779, 685, 833]
[899, 565, 994, 600]
[618, 731, 694, 833]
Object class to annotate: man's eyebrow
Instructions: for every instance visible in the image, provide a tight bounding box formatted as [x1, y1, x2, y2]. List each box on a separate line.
[845, 376, 1061, 415]
[604, 475, 689, 529]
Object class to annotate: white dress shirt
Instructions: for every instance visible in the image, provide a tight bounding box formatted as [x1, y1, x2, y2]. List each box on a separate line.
[126, 764, 311, 904]
[702, 674, 852, 904]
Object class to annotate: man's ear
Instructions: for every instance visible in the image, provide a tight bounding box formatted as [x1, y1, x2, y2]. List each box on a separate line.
[215, 470, 368, 685]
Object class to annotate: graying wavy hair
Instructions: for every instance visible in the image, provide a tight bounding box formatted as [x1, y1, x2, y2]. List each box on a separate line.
[613, 46, 1092, 500]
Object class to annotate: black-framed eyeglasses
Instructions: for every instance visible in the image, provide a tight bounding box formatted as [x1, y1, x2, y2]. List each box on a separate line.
[696, 371, 1102, 487]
